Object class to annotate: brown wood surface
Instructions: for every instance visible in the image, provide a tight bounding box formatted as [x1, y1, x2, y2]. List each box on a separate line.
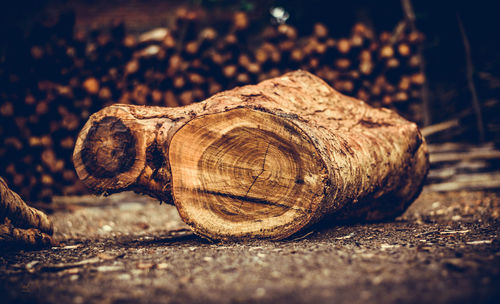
[73, 70, 429, 240]
[1, 177, 56, 246]
[0, 177, 53, 235]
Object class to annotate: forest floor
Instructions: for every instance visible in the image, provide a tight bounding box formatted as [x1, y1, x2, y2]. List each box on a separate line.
[1, 189, 499, 304]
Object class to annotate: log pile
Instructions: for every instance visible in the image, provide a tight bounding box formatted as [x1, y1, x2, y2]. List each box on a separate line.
[0, 9, 425, 201]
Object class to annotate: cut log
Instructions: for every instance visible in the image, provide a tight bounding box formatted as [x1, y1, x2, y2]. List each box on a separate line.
[426, 172, 500, 192]
[73, 70, 429, 240]
[429, 150, 500, 164]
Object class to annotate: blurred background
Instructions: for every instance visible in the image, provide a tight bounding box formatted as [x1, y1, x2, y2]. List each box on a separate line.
[1, 0, 499, 202]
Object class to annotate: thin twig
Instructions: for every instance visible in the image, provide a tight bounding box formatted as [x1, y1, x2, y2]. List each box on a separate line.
[457, 13, 485, 142]
[390, 21, 407, 45]
[421, 119, 460, 137]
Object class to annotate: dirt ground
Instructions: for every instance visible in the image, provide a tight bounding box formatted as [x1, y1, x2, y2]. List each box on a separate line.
[1, 189, 499, 304]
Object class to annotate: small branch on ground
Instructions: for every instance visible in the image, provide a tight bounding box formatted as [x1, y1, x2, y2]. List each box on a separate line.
[0, 220, 55, 247]
[0, 177, 56, 247]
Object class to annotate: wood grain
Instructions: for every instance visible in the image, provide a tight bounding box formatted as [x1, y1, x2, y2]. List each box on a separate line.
[73, 70, 429, 240]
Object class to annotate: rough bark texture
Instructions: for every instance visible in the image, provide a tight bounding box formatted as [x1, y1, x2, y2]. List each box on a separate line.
[0, 177, 53, 234]
[0, 177, 55, 246]
[73, 70, 429, 240]
[0, 222, 55, 247]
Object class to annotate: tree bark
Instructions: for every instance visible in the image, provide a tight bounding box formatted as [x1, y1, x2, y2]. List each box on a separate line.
[1, 177, 56, 247]
[1, 177, 53, 234]
[0, 222, 55, 247]
[73, 70, 429, 240]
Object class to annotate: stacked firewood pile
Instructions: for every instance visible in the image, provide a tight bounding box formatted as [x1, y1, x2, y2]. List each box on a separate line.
[0, 9, 425, 201]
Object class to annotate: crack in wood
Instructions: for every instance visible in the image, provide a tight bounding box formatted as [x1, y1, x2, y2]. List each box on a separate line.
[200, 189, 289, 210]
[244, 143, 270, 197]
[195, 189, 311, 215]
[239, 143, 271, 211]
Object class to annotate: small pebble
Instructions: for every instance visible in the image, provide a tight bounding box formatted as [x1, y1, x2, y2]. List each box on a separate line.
[101, 225, 113, 232]
[255, 288, 266, 298]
